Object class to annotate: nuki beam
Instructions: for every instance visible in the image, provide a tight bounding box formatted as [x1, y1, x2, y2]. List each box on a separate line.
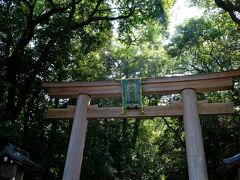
[42, 70, 240, 98]
[42, 70, 240, 180]
[47, 101, 235, 119]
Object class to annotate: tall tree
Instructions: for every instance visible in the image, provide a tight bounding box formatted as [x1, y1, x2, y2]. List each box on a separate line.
[0, 0, 174, 179]
[0, 0, 173, 121]
[190, 0, 240, 25]
[166, 13, 240, 74]
[166, 11, 240, 179]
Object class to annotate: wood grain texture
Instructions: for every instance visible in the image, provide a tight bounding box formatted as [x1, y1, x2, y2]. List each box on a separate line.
[42, 70, 240, 98]
[46, 102, 235, 119]
[182, 89, 208, 180]
[62, 94, 90, 180]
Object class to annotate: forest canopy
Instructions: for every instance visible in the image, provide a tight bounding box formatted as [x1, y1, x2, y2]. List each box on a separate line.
[0, 0, 239, 179]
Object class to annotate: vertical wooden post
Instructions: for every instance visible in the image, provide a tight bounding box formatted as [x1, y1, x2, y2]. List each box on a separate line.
[181, 89, 208, 180]
[62, 94, 90, 180]
[237, 168, 240, 180]
[15, 166, 25, 180]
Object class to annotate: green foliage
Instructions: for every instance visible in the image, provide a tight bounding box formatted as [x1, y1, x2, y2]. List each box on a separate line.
[81, 117, 187, 180]
[166, 8, 240, 179]
[189, 0, 240, 25]
[167, 13, 240, 73]
[0, 0, 175, 179]
[102, 21, 171, 79]
[0, 0, 239, 179]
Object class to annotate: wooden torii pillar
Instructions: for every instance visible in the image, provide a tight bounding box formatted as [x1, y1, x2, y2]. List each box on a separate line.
[42, 70, 240, 180]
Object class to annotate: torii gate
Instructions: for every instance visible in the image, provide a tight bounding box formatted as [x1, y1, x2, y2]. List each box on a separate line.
[42, 70, 240, 180]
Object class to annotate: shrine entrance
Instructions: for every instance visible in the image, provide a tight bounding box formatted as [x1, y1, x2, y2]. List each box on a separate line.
[42, 70, 240, 180]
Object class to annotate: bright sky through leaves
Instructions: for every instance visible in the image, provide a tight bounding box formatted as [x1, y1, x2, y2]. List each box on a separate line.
[169, 0, 204, 36]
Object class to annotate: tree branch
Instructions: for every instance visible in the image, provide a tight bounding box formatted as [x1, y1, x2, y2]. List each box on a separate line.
[89, 0, 104, 18]
[68, 0, 76, 21]
[228, 10, 240, 25]
[71, 0, 135, 29]
[162, 117, 185, 148]
[215, 0, 240, 25]
[71, 9, 135, 30]
[35, 5, 71, 24]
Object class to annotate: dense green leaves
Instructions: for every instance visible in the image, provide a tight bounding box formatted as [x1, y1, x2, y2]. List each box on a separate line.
[0, 0, 175, 179]
[166, 8, 240, 180]
[167, 13, 240, 73]
[0, 0, 239, 179]
[190, 0, 240, 25]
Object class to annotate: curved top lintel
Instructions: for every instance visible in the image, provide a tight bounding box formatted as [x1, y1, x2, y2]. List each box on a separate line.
[42, 69, 240, 98]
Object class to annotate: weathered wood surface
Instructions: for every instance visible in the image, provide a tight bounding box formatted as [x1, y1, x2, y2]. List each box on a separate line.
[47, 102, 235, 119]
[182, 89, 208, 180]
[42, 70, 240, 98]
[62, 94, 90, 180]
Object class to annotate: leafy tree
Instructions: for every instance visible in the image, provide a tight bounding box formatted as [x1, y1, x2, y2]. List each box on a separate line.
[80, 17, 188, 180]
[167, 13, 240, 74]
[166, 11, 240, 179]
[190, 0, 240, 25]
[102, 21, 171, 79]
[214, 0, 240, 25]
[0, 0, 174, 179]
[0, 0, 175, 123]
[2, 0, 238, 179]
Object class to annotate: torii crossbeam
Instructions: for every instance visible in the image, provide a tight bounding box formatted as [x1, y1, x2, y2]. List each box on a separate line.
[42, 70, 240, 180]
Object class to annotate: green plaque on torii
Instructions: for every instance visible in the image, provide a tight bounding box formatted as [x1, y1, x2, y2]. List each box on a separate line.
[121, 78, 144, 114]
